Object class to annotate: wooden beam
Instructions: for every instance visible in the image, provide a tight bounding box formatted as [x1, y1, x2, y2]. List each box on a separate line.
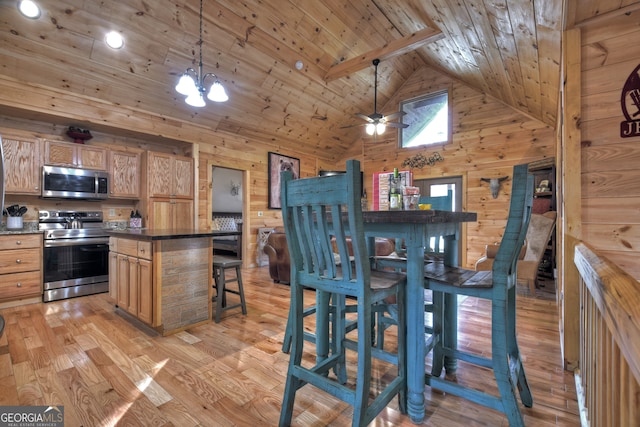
[324, 27, 444, 82]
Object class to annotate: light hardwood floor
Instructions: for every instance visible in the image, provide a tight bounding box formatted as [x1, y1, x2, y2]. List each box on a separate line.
[0, 266, 580, 426]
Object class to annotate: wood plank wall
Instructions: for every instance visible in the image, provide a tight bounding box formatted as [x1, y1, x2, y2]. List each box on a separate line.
[342, 65, 556, 268]
[0, 64, 556, 269]
[579, 13, 640, 280]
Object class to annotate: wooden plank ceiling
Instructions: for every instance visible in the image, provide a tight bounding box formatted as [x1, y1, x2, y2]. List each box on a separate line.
[0, 0, 633, 159]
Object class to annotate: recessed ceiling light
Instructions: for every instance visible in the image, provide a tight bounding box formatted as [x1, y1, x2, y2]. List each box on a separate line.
[105, 31, 124, 49]
[18, 0, 41, 19]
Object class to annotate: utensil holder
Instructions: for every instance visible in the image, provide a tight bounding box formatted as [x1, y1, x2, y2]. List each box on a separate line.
[7, 216, 23, 230]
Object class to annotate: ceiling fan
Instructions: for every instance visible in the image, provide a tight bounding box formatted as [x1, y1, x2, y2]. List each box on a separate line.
[342, 58, 408, 135]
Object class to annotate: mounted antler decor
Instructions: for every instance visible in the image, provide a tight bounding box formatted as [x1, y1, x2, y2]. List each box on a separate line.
[401, 152, 444, 169]
[481, 176, 509, 198]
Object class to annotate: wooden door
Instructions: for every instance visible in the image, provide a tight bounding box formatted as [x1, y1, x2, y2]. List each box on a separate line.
[110, 150, 141, 198]
[108, 252, 118, 302]
[2, 136, 42, 195]
[77, 145, 107, 170]
[127, 257, 138, 315]
[44, 140, 76, 166]
[137, 258, 153, 324]
[173, 156, 193, 198]
[147, 152, 173, 197]
[173, 199, 194, 229]
[116, 254, 129, 310]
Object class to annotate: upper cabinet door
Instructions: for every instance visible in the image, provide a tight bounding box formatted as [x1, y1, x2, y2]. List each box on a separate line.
[109, 150, 141, 199]
[173, 156, 193, 198]
[2, 135, 42, 195]
[147, 151, 193, 198]
[44, 140, 107, 170]
[147, 151, 173, 197]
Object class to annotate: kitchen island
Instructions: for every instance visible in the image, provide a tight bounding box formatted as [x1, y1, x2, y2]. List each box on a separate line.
[108, 229, 236, 335]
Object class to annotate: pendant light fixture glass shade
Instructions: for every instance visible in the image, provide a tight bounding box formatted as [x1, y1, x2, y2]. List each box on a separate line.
[175, 0, 228, 107]
[207, 81, 229, 102]
[175, 73, 198, 96]
[185, 92, 206, 107]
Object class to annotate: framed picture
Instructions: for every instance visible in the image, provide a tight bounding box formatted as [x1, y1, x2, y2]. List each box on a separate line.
[268, 152, 300, 209]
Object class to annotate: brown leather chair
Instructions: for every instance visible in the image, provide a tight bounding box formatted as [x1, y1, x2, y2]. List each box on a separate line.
[264, 227, 396, 285]
[264, 227, 290, 284]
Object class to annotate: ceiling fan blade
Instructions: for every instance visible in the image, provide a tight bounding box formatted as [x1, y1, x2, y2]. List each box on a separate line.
[386, 122, 409, 129]
[355, 113, 374, 123]
[383, 111, 406, 121]
[340, 123, 365, 129]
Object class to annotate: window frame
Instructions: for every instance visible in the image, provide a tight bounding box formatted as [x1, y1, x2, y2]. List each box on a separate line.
[398, 86, 452, 149]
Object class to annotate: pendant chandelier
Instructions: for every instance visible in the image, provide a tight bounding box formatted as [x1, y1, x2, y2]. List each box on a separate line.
[175, 0, 229, 107]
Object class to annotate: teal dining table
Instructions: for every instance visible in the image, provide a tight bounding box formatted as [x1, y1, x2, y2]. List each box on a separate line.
[362, 209, 477, 424]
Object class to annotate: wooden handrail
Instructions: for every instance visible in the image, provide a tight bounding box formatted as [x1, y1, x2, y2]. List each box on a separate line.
[574, 242, 640, 426]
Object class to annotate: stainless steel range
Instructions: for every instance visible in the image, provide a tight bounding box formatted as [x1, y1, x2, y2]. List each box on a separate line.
[39, 210, 109, 302]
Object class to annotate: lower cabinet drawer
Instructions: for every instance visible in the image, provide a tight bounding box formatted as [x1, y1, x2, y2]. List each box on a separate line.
[0, 271, 42, 299]
[0, 248, 41, 274]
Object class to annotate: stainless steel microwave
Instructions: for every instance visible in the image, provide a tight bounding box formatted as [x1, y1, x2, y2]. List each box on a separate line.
[42, 165, 109, 200]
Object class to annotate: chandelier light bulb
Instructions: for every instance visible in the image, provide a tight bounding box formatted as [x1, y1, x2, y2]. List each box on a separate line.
[185, 92, 206, 108]
[207, 81, 229, 102]
[376, 122, 386, 134]
[175, 74, 196, 96]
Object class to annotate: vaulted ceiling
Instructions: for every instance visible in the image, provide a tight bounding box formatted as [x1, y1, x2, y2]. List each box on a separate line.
[0, 1, 633, 158]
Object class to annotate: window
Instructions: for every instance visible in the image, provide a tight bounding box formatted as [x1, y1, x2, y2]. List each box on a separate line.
[399, 89, 451, 148]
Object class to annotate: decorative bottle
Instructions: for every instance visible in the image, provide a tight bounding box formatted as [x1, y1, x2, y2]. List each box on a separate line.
[389, 168, 403, 210]
[361, 188, 368, 211]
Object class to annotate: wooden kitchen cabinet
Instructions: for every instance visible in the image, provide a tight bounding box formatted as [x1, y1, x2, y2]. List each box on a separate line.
[108, 230, 214, 336]
[146, 151, 193, 198]
[0, 234, 43, 306]
[1, 135, 42, 195]
[110, 237, 154, 325]
[44, 139, 108, 170]
[109, 149, 141, 199]
[147, 198, 193, 230]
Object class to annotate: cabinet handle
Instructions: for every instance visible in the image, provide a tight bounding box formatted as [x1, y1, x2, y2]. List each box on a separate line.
[16, 282, 22, 288]
[15, 240, 22, 245]
[16, 259, 22, 264]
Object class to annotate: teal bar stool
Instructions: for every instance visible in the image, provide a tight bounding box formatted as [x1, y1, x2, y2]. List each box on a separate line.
[212, 256, 247, 323]
[278, 159, 407, 427]
[424, 163, 534, 426]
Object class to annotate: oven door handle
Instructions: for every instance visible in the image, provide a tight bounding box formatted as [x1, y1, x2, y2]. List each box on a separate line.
[44, 238, 110, 247]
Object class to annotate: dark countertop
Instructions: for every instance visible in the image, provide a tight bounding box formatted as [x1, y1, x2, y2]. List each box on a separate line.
[107, 228, 239, 241]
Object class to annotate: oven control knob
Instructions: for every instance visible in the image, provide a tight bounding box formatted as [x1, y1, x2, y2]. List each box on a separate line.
[16, 282, 22, 287]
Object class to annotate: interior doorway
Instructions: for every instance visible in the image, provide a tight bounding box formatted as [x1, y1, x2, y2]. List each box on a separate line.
[211, 166, 245, 259]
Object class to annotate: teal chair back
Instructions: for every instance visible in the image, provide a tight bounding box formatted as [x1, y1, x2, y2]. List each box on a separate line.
[281, 160, 370, 293]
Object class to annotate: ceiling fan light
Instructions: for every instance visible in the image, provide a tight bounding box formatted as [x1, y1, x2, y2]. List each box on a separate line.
[176, 73, 197, 96]
[376, 122, 386, 134]
[185, 92, 206, 107]
[365, 123, 376, 135]
[207, 81, 229, 102]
